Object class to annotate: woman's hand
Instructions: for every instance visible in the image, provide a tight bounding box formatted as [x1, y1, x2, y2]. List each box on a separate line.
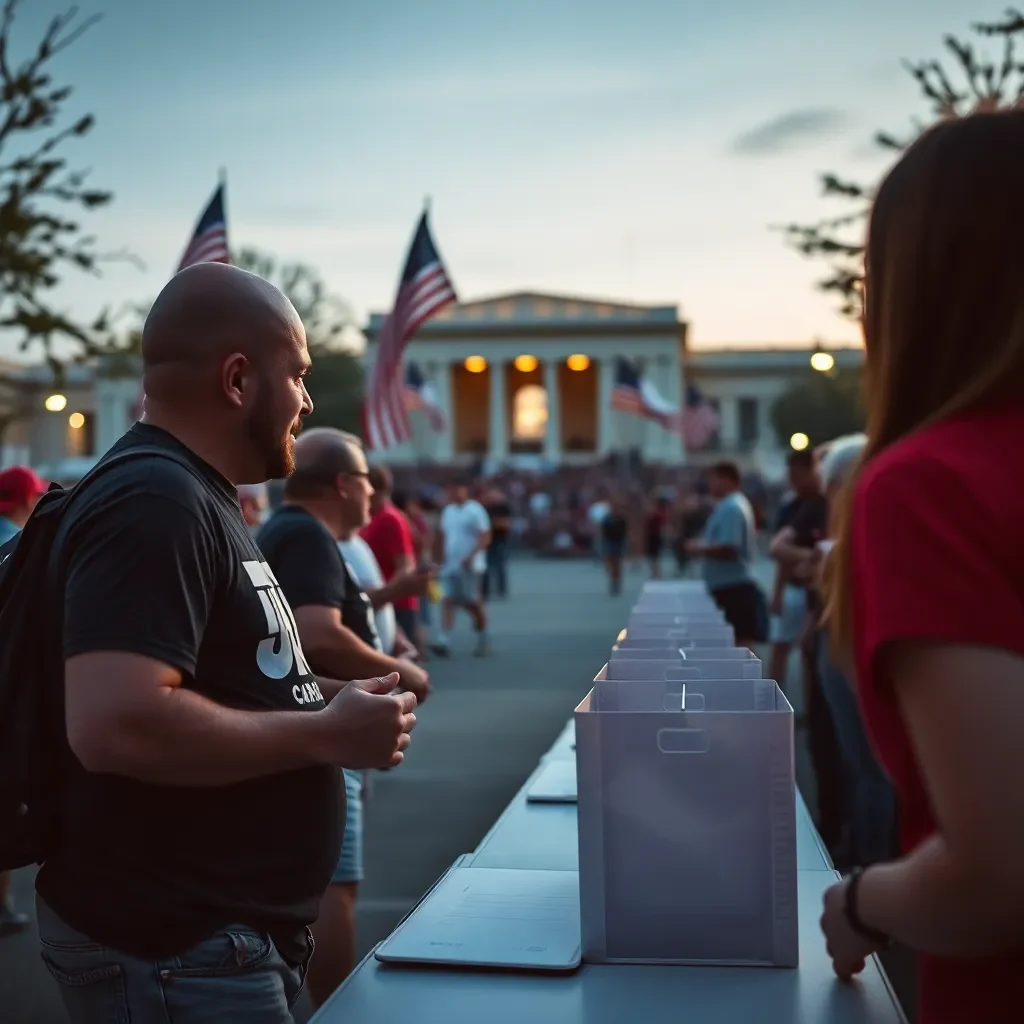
[820, 879, 886, 981]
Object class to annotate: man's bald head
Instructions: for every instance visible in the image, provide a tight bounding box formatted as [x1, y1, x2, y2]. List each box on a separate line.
[285, 428, 366, 499]
[142, 262, 303, 376]
[139, 262, 314, 484]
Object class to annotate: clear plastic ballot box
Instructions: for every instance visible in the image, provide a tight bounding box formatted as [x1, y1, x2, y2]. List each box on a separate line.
[574, 677, 798, 967]
[618, 624, 737, 646]
[610, 635, 738, 658]
[631, 594, 719, 612]
[628, 609, 727, 628]
[639, 580, 711, 596]
[601, 655, 763, 681]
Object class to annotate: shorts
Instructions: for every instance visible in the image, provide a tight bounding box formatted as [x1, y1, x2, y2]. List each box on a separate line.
[603, 538, 626, 559]
[331, 769, 364, 885]
[442, 569, 482, 605]
[394, 605, 418, 640]
[711, 581, 766, 643]
[770, 584, 808, 645]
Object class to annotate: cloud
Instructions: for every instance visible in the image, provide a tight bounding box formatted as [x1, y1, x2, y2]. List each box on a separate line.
[731, 108, 850, 156]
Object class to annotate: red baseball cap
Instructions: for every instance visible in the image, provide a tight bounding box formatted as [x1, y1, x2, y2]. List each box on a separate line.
[0, 466, 49, 514]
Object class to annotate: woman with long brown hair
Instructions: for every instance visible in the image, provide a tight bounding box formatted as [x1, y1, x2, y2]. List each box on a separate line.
[818, 112, 1024, 1024]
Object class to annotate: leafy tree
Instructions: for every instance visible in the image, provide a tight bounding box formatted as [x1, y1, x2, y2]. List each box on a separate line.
[0, 0, 119, 370]
[770, 367, 864, 449]
[780, 10, 1024, 319]
[232, 248, 364, 432]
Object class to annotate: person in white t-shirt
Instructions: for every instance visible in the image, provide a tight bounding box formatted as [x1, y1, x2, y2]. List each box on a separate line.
[432, 479, 492, 657]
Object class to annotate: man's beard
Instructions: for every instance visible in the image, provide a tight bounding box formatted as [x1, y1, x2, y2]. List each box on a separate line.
[247, 403, 300, 481]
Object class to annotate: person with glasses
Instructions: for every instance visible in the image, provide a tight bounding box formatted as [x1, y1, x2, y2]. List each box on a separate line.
[256, 428, 429, 1010]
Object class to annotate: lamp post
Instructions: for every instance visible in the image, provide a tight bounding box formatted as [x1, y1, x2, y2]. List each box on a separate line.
[810, 344, 835, 374]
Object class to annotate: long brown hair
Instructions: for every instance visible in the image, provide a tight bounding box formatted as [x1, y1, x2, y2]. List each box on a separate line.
[827, 112, 1024, 658]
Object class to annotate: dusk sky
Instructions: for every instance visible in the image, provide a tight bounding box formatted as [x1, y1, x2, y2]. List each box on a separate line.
[10, 0, 989, 359]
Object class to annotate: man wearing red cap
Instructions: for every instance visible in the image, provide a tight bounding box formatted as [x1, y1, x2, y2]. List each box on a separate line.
[0, 466, 47, 547]
[0, 465, 46, 935]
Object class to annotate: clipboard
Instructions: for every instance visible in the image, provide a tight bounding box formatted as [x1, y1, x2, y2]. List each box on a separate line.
[374, 865, 582, 972]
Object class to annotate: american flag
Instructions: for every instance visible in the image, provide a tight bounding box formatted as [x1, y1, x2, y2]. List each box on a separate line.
[682, 384, 720, 451]
[177, 183, 229, 271]
[362, 211, 456, 450]
[129, 182, 231, 425]
[610, 357, 683, 433]
[404, 361, 447, 432]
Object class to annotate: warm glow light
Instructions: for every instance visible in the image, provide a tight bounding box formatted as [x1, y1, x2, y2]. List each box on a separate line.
[464, 355, 487, 373]
[810, 351, 835, 373]
[45, 393, 67, 412]
[68, 412, 85, 429]
[514, 354, 538, 373]
[566, 354, 591, 372]
[790, 432, 810, 451]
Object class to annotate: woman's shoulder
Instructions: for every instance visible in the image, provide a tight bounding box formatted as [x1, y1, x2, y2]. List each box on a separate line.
[857, 404, 1024, 538]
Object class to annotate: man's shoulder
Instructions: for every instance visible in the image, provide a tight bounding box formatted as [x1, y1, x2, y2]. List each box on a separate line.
[258, 507, 332, 549]
[70, 447, 218, 522]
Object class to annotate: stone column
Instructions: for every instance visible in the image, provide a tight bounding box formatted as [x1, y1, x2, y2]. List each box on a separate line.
[429, 362, 454, 461]
[663, 356, 686, 464]
[543, 357, 560, 463]
[598, 357, 615, 455]
[757, 395, 777, 450]
[718, 396, 740, 449]
[488, 360, 506, 463]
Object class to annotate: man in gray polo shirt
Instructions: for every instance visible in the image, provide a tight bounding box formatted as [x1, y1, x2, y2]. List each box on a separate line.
[686, 461, 763, 648]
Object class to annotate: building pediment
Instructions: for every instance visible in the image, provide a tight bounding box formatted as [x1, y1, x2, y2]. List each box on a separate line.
[366, 291, 681, 337]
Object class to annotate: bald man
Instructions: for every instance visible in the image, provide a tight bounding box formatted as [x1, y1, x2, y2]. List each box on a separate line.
[35, 263, 418, 1024]
[256, 427, 430, 1007]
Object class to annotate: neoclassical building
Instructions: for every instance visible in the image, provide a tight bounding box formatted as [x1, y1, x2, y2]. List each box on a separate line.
[364, 291, 863, 471]
[365, 292, 689, 466]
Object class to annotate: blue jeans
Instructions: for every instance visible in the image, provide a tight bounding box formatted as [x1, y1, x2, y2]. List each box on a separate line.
[483, 538, 508, 599]
[37, 896, 310, 1023]
[817, 631, 896, 866]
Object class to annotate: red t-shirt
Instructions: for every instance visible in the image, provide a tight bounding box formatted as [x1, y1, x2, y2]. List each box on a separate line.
[362, 502, 417, 611]
[851, 404, 1024, 1024]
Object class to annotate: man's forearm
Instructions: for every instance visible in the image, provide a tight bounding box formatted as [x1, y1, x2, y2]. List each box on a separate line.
[307, 623, 402, 681]
[859, 835, 1024, 956]
[86, 689, 325, 787]
[364, 577, 409, 609]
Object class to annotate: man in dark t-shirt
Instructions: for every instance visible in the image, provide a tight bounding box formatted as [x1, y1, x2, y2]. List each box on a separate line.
[257, 426, 429, 1010]
[36, 264, 416, 1024]
[481, 485, 512, 600]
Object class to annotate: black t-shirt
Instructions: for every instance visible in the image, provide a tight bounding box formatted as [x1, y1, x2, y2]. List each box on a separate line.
[784, 494, 829, 597]
[484, 500, 512, 543]
[789, 495, 828, 549]
[256, 506, 381, 656]
[774, 494, 801, 532]
[601, 512, 627, 544]
[35, 424, 341, 963]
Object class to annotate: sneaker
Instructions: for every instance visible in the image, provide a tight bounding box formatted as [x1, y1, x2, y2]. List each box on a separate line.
[473, 639, 493, 658]
[0, 904, 29, 936]
[429, 642, 451, 658]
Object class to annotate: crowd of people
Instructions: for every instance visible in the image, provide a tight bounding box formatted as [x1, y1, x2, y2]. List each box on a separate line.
[3, 111, 1024, 1024]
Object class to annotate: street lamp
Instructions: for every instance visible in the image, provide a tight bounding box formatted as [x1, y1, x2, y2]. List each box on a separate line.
[790, 432, 810, 451]
[44, 393, 67, 412]
[810, 349, 835, 373]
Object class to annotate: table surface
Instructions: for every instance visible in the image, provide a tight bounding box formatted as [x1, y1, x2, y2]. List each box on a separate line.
[312, 719, 905, 1024]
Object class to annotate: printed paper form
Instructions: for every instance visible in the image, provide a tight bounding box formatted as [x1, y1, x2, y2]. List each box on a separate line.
[375, 866, 582, 970]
